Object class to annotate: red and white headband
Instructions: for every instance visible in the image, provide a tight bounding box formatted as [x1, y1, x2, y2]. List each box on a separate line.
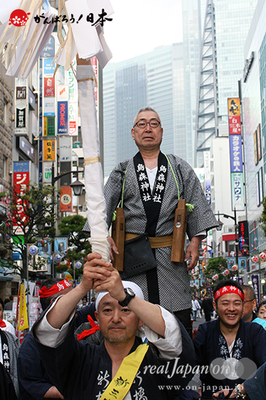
[39, 279, 72, 298]
[214, 285, 244, 301]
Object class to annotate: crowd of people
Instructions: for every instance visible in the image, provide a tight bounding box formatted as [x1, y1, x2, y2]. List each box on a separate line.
[1, 270, 266, 399]
[1, 108, 266, 399]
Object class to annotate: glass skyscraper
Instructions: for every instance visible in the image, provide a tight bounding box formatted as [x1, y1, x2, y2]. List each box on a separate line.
[196, 0, 258, 167]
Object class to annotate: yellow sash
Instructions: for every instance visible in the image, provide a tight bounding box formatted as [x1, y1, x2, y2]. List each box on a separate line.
[100, 343, 149, 400]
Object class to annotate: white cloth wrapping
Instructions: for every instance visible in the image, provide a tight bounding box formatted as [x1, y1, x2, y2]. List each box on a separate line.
[77, 65, 110, 261]
[95, 280, 145, 310]
[3, 9, 56, 78]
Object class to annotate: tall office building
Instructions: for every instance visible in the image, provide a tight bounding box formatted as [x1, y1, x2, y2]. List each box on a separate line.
[103, 43, 185, 178]
[182, 0, 206, 167]
[196, 0, 258, 167]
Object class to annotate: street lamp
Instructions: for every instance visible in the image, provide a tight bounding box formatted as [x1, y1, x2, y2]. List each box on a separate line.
[215, 209, 239, 277]
[70, 180, 85, 196]
[51, 164, 85, 278]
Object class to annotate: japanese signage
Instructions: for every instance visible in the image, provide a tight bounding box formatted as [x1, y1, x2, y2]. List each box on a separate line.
[57, 101, 68, 135]
[15, 79, 28, 135]
[43, 139, 55, 162]
[43, 116, 55, 136]
[60, 136, 72, 161]
[204, 151, 211, 206]
[54, 237, 68, 254]
[60, 186, 72, 212]
[16, 108, 26, 129]
[13, 162, 30, 235]
[238, 220, 249, 253]
[43, 58, 55, 75]
[228, 98, 241, 135]
[66, 61, 78, 135]
[42, 162, 52, 183]
[254, 124, 262, 165]
[16, 86, 26, 100]
[231, 173, 245, 210]
[91, 57, 98, 105]
[43, 97, 55, 116]
[256, 167, 264, 206]
[18, 136, 35, 162]
[57, 85, 69, 101]
[44, 77, 55, 97]
[228, 98, 244, 211]
[40, 35, 55, 58]
[251, 274, 260, 305]
[243, 51, 254, 83]
[229, 135, 243, 173]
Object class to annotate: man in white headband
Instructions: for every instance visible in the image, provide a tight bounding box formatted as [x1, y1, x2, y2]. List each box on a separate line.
[33, 252, 195, 400]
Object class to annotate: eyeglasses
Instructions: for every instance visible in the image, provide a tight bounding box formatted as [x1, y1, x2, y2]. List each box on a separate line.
[243, 299, 255, 304]
[133, 119, 161, 129]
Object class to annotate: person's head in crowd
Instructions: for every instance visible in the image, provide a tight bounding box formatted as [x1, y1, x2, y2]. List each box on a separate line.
[0, 298, 4, 319]
[39, 278, 72, 311]
[213, 279, 244, 329]
[257, 299, 266, 321]
[241, 285, 257, 322]
[95, 281, 144, 345]
[131, 106, 163, 152]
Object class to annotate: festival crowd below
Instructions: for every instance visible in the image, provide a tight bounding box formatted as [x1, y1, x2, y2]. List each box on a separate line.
[1, 276, 266, 400]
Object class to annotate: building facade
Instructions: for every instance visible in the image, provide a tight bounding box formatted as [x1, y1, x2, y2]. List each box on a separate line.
[242, 0, 266, 289]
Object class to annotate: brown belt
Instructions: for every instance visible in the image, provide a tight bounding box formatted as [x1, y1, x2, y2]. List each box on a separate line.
[125, 233, 173, 249]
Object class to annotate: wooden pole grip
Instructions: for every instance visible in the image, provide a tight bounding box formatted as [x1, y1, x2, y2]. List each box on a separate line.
[171, 199, 188, 263]
[111, 208, 125, 271]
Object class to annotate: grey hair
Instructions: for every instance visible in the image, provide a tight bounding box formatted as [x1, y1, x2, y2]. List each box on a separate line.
[241, 285, 256, 300]
[133, 106, 161, 126]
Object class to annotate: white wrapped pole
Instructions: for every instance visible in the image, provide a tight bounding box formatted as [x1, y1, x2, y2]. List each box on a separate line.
[77, 62, 110, 261]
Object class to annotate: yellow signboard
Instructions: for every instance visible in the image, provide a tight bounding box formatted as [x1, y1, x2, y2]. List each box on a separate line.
[43, 139, 55, 161]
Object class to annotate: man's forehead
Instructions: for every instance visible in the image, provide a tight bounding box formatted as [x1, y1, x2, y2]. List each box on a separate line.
[99, 293, 117, 308]
[137, 110, 160, 120]
[218, 293, 242, 301]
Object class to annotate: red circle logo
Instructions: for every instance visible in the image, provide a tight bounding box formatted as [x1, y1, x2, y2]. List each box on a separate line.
[9, 9, 30, 27]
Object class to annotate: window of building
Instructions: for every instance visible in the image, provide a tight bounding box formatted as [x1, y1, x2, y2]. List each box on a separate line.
[3, 156, 7, 180]
[4, 99, 9, 125]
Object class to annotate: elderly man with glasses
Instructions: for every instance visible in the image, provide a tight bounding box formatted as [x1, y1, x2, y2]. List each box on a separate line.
[104, 106, 218, 336]
[241, 284, 257, 322]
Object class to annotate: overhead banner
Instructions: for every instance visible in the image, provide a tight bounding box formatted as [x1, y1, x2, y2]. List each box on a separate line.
[17, 283, 29, 331]
[228, 98, 244, 211]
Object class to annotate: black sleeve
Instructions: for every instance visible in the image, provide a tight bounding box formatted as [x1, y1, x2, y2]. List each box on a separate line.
[17, 333, 53, 400]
